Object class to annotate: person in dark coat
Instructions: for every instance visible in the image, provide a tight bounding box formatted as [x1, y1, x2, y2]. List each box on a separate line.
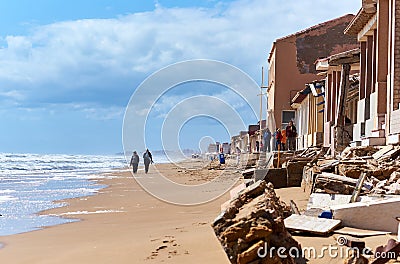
[143, 149, 153, 174]
[286, 121, 297, 151]
[130, 151, 139, 174]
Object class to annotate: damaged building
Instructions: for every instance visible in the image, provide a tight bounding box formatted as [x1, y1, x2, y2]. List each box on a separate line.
[267, 14, 359, 131]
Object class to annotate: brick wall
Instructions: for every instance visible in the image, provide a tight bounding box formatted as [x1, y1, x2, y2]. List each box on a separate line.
[394, 0, 400, 110]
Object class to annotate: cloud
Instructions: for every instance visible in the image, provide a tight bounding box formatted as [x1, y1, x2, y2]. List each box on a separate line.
[0, 0, 360, 112]
[0, 0, 362, 153]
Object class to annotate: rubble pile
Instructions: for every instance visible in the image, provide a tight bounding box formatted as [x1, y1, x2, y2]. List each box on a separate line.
[340, 146, 377, 159]
[212, 181, 301, 264]
[303, 146, 400, 196]
[370, 171, 400, 195]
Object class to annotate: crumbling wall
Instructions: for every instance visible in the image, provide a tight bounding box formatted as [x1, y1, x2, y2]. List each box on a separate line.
[295, 15, 359, 74]
[333, 125, 353, 153]
[212, 181, 301, 264]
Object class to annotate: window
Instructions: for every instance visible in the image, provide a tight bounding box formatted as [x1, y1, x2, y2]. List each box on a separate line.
[282, 110, 295, 128]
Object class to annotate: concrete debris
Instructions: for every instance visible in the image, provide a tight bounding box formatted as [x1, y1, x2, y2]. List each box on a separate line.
[212, 180, 302, 264]
[331, 198, 400, 233]
[311, 172, 373, 195]
[284, 214, 341, 235]
[301, 146, 400, 196]
[215, 145, 400, 263]
[341, 146, 378, 159]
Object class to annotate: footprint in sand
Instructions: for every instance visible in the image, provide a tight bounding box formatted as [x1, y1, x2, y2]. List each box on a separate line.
[192, 222, 207, 226]
[147, 235, 183, 260]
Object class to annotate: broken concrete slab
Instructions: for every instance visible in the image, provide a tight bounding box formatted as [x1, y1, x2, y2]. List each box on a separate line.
[284, 214, 341, 235]
[331, 197, 400, 233]
[307, 193, 398, 212]
[307, 194, 355, 210]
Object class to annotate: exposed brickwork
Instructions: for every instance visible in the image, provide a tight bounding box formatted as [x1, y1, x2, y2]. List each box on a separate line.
[394, 0, 400, 110]
[295, 15, 359, 74]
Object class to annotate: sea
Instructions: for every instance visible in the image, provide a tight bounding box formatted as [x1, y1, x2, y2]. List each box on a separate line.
[0, 152, 174, 236]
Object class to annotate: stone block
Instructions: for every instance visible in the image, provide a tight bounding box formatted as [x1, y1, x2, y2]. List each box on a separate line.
[254, 168, 287, 188]
[361, 137, 386, 146]
[287, 161, 309, 187]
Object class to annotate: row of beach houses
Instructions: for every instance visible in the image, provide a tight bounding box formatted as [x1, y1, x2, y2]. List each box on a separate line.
[231, 0, 400, 156]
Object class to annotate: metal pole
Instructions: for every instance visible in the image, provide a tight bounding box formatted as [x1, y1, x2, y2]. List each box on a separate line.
[259, 67, 269, 153]
[260, 67, 264, 147]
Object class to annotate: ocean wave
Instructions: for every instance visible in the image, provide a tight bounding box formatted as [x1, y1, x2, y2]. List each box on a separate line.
[0, 195, 18, 203]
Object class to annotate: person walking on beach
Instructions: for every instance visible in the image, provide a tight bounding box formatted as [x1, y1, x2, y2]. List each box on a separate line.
[130, 151, 139, 174]
[143, 149, 153, 174]
[286, 121, 297, 151]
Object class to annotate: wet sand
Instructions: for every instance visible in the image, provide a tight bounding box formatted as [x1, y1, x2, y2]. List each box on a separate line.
[0, 160, 231, 264]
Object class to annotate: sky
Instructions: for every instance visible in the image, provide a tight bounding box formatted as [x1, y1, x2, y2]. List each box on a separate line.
[0, 0, 361, 155]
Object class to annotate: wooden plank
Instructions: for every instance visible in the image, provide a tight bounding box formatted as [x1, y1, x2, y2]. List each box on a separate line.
[318, 172, 373, 190]
[284, 214, 341, 235]
[339, 160, 367, 164]
[319, 160, 339, 171]
[350, 172, 367, 203]
[335, 64, 350, 127]
[290, 200, 300, 215]
[319, 172, 359, 184]
[379, 148, 400, 161]
[372, 145, 394, 160]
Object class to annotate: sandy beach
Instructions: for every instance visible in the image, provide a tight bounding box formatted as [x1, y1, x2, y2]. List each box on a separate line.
[1, 158, 397, 264]
[0, 160, 231, 264]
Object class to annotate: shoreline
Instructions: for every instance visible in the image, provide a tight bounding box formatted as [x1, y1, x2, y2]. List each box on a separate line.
[0, 161, 231, 263]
